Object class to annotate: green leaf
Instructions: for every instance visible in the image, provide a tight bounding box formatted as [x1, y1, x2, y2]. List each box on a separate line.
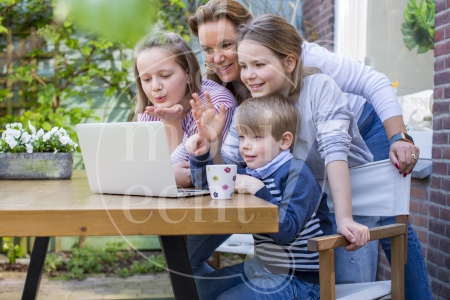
[55, 0, 160, 45]
[42, 122, 52, 131]
[401, 0, 435, 54]
[403, 37, 417, 51]
[104, 87, 116, 98]
[417, 44, 429, 54]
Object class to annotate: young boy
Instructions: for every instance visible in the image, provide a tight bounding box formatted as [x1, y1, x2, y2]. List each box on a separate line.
[187, 94, 332, 300]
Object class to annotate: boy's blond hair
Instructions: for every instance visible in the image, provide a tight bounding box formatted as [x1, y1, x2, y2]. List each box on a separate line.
[235, 94, 300, 150]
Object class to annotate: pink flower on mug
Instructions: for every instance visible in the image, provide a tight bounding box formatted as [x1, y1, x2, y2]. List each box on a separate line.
[222, 184, 229, 190]
[224, 167, 231, 173]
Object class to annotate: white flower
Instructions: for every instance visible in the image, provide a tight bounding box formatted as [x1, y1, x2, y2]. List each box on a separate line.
[28, 121, 36, 134]
[2, 128, 13, 139]
[11, 129, 21, 139]
[36, 128, 44, 138]
[11, 122, 22, 129]
[21, 132, 31, 143]
[5, 136, 17, 149]
[58, 128, 68, 136]
[2, 122, 76, 153]
[25, 143, 33, 153]
[59, 135, 71, 145]
[43, 132, 52, 142]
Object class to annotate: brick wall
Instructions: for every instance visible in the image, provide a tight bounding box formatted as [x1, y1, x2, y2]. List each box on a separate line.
[301, 1, 450, 298]
[429, 1, 450, 299]
[376, 3, 450, 299]
[302, 0, 334, 51]
[379, 2, 450, 299]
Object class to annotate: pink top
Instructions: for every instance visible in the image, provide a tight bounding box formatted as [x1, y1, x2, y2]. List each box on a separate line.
[138, 78, 237, 164]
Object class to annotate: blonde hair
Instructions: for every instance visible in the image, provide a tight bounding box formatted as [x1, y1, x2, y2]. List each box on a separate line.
[235, 94, 300, 150]
[189, 0, 252, 37]
[133, 32, 201, 115]
[236, 14, 320, 95]
[189, 0, 252, 102]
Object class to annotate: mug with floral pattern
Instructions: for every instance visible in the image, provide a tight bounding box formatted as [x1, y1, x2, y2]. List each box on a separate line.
[206, 164, 237, 199]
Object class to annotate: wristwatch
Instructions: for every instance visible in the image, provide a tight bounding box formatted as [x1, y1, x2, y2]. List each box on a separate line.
[389, 132, 414, 146]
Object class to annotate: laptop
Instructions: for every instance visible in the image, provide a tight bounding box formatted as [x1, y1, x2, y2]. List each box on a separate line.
[76, 122, 209, 198]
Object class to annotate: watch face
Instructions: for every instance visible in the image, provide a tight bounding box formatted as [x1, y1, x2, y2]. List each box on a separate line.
[403, 133, 414, 143]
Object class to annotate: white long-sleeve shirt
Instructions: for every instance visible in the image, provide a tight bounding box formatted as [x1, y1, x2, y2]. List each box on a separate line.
[303, 41, 402, 123]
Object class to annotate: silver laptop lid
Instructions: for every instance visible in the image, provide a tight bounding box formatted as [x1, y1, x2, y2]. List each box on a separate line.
[76, 122, 180, 197]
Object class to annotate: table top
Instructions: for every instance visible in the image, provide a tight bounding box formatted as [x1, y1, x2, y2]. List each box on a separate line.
[0, 170, 278, 237]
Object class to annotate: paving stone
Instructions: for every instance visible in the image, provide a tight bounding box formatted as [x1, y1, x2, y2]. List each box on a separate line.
[0, 292, 23, 300]
[0, 272, 27, 279]
[37, 291, 71, 300]
[67, 291, 104, 300]
[118, 289, 141, 294]
[103, 294, 137, 299]
[0, 273, 174, 299]
[142, 288, 166, 294]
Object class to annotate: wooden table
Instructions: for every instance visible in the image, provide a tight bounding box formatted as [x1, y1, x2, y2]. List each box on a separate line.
[0, 170, 278, 300]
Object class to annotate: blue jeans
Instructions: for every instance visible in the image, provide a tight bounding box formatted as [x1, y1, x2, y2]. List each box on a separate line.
[329, 214, 379, 283]
[358, 102, 432, 300]
[188, 234, 231, 277]
[196, 257, 320, 300]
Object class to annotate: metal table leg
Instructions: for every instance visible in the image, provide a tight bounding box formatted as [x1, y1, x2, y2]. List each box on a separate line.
[159, 236, 199, 300]
[22, 237, 50, 300]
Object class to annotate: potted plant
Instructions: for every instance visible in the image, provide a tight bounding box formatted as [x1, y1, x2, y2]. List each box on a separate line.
[0, 121, 78, 179]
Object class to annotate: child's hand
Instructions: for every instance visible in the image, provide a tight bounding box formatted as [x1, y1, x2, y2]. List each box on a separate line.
[336, 218, 370, 251]
[186, 121, 210, 156]
[235, 174, 264, 195]
[190, 91, 226, 143]
[145, 104, 183, 122]
[173, 161, 192, 187]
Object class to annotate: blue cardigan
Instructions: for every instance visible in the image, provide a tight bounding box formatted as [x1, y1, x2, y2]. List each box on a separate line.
[190, 152, 332, 284]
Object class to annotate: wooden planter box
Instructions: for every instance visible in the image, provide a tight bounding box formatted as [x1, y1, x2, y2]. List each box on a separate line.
[0, 153, 73, 180]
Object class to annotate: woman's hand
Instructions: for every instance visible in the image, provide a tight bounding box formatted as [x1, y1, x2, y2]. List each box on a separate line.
[145, 104, 183, 122]
[190, 91, 227, 143]
[186, 121, 210, 157]
[389, 141, 420, 176]
[234, 174, 264, 195]
[336, 217, 370, 251]
[383, 116, 419, 175]
[173, 161, 192, 187]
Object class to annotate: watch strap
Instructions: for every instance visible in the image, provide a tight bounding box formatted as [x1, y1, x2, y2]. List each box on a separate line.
[389, 132, 414, 146]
